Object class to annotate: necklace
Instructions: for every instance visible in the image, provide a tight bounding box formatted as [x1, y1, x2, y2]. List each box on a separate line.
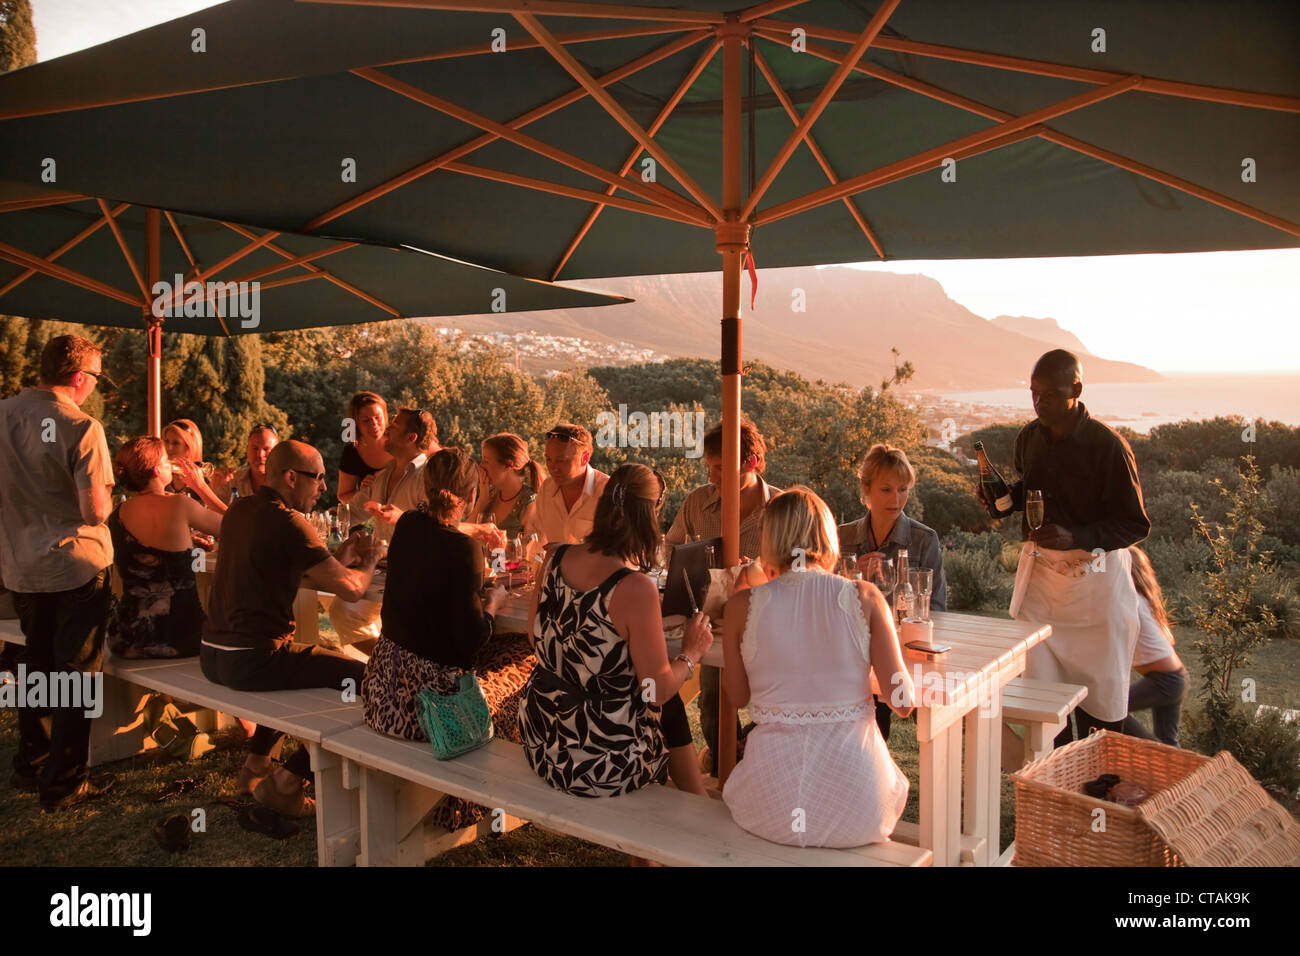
[497, 484, 523, 503]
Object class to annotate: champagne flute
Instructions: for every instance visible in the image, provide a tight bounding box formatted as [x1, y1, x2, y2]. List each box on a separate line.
[1026, 489, 1045, 557]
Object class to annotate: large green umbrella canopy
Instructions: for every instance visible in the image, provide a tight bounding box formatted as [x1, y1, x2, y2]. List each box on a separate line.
[3, 0, 1294, 783]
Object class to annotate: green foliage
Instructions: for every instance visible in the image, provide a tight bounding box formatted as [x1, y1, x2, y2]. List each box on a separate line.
[1187, 456, 1280, 755]
[0, 0, 36, 73]
[1262, 466, 1300, 552]
[1183, 706, 1300, 799]
[1141, 536, 1213, 625]
[912, 458, 991, 537]
[942, 546, 1014, 612]
[956, 423, 1020, 476]
[1142, 417, 1300, 474]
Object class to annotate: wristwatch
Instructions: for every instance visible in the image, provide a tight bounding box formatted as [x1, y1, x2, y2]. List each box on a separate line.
[673, 653, 697, 678]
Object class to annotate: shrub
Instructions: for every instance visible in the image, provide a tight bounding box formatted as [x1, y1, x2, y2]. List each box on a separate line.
[1142, 536, 1212, 625]
[943, 547, 1014, 612]
[1185, 706, 1300, 800]
[1248, 571, 1300, 642]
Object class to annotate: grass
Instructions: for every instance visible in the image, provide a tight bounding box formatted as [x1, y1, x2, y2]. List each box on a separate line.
[2, 624, 1296, 867]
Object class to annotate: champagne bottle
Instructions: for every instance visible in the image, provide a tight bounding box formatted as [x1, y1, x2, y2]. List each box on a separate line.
[974, 441, 1015, 518]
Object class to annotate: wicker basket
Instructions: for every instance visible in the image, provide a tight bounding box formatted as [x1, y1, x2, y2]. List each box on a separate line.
[1012, 730, 1300, 866]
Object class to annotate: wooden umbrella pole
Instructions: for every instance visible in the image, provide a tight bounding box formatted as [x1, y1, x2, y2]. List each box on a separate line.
[715, 14, 748, 786]
[144, 207, 162, 438]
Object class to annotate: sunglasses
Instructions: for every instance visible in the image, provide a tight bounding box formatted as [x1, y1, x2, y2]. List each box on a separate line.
[291, 469, 326, 483]
[251, 423, 279, 437]
[82, 369, 117, 389]
[545, 427, 585, 443]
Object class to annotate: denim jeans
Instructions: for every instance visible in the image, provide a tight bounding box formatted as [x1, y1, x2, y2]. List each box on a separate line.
[1119, 666, 1189, 748]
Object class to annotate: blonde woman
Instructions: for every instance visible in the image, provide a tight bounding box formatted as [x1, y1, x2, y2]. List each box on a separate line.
[472, 432, 544, 538]
[161, 418, 228, 513]
[723, 486, 914, 847]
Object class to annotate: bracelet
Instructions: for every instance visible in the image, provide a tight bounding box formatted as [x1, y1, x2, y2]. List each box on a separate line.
[673, 653, 696, 679]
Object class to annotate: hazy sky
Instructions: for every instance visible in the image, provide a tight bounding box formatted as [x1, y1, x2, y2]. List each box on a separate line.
[29, 1, 1300, 373]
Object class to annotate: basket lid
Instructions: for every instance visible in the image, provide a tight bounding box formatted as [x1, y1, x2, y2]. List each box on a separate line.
[1138, 751, 1300, 866]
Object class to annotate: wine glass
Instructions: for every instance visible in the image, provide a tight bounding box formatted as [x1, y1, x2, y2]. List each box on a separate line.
[1026, 489, 1045, 557]
[910, 568, 934, 621]
[839, 554, 860, 580]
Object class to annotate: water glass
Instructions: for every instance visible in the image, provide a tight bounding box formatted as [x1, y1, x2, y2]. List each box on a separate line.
[867, 557, 894, 605]
[909, 568, 934, 621]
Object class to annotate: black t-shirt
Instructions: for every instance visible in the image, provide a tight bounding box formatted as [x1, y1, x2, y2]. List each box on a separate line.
[340, 442, 385, 479]
[381, 511, 492, 667]
[203, 487, 331, 650]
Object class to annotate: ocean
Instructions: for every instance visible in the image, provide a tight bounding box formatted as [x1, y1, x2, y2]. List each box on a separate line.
[938, 372, 1300, 433]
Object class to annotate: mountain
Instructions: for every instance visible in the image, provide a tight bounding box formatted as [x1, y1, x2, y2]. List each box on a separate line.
[440, 266, 1162, 391]
[989, 315, 1095, 356]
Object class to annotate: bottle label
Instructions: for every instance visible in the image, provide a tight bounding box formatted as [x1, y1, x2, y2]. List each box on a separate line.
[995, 494, 1012, 513]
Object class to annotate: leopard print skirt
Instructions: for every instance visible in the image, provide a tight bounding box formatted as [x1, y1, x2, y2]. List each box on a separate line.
[361, 631, 536, 833]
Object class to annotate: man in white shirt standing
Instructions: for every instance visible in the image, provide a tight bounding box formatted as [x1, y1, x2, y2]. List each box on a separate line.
[327, 408, 438, 653]
[0, 335, 116, 811]
[537, 423, 608, 546]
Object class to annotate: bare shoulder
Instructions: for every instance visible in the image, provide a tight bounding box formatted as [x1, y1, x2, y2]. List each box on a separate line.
[725, 587, 754, 618]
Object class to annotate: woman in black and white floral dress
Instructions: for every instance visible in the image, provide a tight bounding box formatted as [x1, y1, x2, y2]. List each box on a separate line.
[519, 464, 713, 798]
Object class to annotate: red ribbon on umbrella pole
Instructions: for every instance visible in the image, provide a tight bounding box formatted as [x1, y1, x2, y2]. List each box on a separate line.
[744, 248, 757, 311]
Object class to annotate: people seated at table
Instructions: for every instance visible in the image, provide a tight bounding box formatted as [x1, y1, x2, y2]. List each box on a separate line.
[471, 432, 544, 538]
[837, 442, 947, 739]
[107, 437, 224, 659]
[161, 418, 228, 513]
[201, 440, 380, 818]
[362, 449, 537, 777]
[212, 423, 279, 504]
[336, 391, 393, 507]
[519, 463, 713, 798]
[536, 423, 608, 545]
[721, 486, 914, 848]
[328, 407, 438, 654]
[664, 419, 780, 775]
[1118, 547, 1188, 748]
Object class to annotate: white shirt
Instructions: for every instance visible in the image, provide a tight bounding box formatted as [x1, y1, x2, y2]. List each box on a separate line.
[363, 452, 428, 541]
[537, 466, 609, 545]
[1132, 595, 1175, 668]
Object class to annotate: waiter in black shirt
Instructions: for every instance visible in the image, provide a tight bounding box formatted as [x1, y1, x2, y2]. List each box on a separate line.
[984, 350, 1150, 748]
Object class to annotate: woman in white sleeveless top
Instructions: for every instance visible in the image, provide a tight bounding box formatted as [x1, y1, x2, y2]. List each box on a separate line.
[722, 486, 915, 848]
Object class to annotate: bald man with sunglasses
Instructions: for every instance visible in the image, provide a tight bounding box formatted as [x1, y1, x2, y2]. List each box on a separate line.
[201, 440, 380, 818]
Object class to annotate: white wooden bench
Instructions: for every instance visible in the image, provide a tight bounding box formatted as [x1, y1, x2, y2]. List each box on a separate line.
[1001, 677, 1088, 770]
[321, 725, 933, 867]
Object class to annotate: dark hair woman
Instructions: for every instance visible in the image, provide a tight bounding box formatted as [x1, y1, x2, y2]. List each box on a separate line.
[337, 391, 393, 505]
[519, 463, 713, 798]
[108, 437, 224, 658]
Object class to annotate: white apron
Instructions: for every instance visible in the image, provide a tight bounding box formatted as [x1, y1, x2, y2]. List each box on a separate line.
[1009, 543, 1139, 723]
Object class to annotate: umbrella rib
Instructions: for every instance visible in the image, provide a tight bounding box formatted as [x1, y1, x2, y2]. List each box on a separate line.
[156, 231, 283, 316]
[351, 67, 711, 224]
[0, 239, 143, 307]
[739, 0, 809, 22]
[0, 199, 129, 299]
[442, 160, 706, 227]
[0, 192, 89, 213]
[751, 44, 885, 260]
[756, 75, 1142, 224]
[219, 242, 360, 285]
[305, 30, 711, 231]
[776, 32, 1300, 243]
[741, 0, 901, 222]
[95, 197, 150, 300]
[515, 12, 724, 222]
[164, 211, 198, 270]
[372, 22, 696, 67]
[752, 17, 1300, 114]
[218, 221, 402, 316]
[550, 37, 722, 280]
[302, 0, 726, 25]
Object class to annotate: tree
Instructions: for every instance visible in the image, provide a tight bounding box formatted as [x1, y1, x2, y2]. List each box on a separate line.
[0, 0, 36, 73]
[956, 423, 1020, 475]
[1187, 456, 1278, 754]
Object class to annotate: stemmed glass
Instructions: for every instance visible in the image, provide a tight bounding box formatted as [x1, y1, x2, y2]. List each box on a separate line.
[909, 568, 934, 622]
[839, 554, 861, 580]
[1026, 489, 1045, 557]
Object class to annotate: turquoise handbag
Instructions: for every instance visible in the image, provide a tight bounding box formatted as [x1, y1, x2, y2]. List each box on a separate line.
[416, 672, 495, 759]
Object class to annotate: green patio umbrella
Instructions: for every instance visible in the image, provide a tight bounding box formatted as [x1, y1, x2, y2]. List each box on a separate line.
[0, 181, 629, 433]
[2, 0, 1295, 779]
